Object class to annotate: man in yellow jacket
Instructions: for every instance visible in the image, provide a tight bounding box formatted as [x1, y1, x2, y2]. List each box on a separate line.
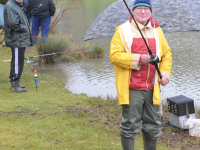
[110, 0, 172, 149]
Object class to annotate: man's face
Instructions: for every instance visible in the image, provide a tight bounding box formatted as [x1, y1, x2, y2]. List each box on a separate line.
[16, 0, 23, 3]
[133, 6, 151, 25]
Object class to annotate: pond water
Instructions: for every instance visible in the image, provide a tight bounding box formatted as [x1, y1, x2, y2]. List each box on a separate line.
[38, 0, 200, 107]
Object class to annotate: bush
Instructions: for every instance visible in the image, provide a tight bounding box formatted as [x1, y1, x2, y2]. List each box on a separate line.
[88, 45, 105, 58]
[36, 37, 70, 64]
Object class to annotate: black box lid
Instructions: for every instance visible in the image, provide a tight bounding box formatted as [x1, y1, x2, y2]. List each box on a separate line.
[167, 95, 194, 104]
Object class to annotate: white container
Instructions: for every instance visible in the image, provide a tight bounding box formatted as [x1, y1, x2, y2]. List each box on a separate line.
[188, 119, 200, 137]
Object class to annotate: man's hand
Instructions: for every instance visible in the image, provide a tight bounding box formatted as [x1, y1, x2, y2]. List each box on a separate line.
[159, 75, 169, 86]
[141, 54, 150, 64]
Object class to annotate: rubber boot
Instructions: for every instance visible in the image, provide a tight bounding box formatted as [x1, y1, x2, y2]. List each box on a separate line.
[10, 81, 25, 88]
[143, 136, 157, 150]
[121, 134, 134, 150]
[20, 85, 26, 88]
[11, 85, 25, 88]
[19, 81, 25, 88]
[11, 80, 27, 93]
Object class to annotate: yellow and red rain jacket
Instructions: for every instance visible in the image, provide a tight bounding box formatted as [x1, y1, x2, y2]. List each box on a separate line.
[110, 16, 172, 105]
[129, 17, 156, 90]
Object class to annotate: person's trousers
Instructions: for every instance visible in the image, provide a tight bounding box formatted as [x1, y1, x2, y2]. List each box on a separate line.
[31, 16, 51, 45]
[120, 89, 162, 140]
[9, 47, 26, 81]
[26, 15, 32, 24]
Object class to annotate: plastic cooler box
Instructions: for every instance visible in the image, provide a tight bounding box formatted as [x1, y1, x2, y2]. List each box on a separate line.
[167, 95, 196, 129]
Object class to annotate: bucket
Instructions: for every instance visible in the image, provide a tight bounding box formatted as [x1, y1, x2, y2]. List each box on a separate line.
[188, 119, 200, 137]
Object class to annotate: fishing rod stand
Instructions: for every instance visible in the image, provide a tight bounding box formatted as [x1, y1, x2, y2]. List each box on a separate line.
[26, 58, 33, 64]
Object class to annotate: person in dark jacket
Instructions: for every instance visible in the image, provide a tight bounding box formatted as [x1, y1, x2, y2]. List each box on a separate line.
[23, 0, 32, 23]
[26, 0, 56, 44]
[4, 0, 32, 92]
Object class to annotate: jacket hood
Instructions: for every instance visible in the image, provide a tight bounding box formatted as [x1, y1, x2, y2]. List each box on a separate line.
[129, 16, 160, 28]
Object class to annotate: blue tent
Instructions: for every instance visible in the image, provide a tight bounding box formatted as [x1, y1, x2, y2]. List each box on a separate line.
[0, 3, 4, 26]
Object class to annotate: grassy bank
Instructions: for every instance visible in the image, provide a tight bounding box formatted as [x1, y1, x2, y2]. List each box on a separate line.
[0, 47, 121, 149]
[0, 47, 168, 150]
[1, 46, 200, 149]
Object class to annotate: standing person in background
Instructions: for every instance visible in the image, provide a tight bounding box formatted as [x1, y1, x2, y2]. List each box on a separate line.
[26, 0, 56, 45]
[23, 0, 32, 23]
[109, 0, 172, 149]
[4, 0, 32, 92]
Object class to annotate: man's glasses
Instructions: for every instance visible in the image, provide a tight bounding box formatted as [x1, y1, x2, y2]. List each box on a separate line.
[135, 7, 151, 12]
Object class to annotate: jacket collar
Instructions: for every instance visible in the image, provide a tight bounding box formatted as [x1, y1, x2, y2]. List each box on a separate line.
[129, 16, 160, 30]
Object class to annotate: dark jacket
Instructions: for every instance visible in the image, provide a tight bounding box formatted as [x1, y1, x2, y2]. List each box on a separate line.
[26, 0, 56, 18]
[4, 0, 32, 47]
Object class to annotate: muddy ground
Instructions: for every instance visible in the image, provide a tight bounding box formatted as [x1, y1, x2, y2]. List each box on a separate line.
[85, 106, 200, 150]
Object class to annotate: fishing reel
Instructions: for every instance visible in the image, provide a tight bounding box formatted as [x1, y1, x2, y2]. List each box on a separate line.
[149, 55, 165, 65]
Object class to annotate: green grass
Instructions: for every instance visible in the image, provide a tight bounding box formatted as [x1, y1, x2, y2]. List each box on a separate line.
[0, 46, 170, 150]
[0, 113, 120, 150]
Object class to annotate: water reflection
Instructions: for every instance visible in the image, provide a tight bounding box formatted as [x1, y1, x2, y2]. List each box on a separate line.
[38, 0, 200, 107]
[60, 58, 116, 98]
[162, 31, 200, 107]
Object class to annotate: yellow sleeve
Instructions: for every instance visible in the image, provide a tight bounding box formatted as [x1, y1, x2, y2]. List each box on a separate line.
[158, 28, 172, 79]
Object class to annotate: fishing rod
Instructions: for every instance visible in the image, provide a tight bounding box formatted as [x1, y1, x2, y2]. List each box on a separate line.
[123, 0, 163, 79]
[26, 0, 43, 17]
[0, 28, 5, 44]
[2, 45, 109, 63]
[0, 39, 4, 44]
